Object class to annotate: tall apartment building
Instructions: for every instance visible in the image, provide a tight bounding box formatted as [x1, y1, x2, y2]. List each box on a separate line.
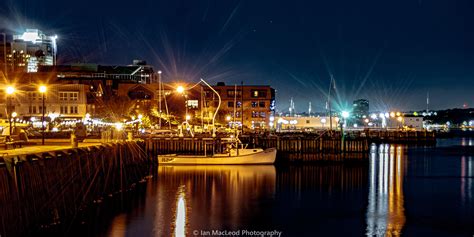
[0, 29, 57, 73]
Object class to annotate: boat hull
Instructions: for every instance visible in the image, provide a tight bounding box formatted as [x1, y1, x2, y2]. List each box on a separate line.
[158, 148, 277, 165]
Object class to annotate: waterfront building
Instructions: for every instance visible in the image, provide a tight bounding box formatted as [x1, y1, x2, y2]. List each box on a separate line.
[352, 99, 369, 119]
[0, 29, 57, 73]
[203, 83, 275, 129]
[273, 116, 339, 131]
[116, 83, 201, 123]
[49, 60, 157, 85]
[402, 116, 424, 130]
[0, 83, 88, 122]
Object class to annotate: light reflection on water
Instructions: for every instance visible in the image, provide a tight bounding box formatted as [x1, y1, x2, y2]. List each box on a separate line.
[105, 165, 276, 237]
[366, 144, 406, 236]
[175, 186, 186, 237]
[90, 138, 474, 237]
[461, 156, 473, 209]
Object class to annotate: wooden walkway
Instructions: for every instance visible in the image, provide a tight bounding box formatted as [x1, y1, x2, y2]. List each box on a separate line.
[0, 139, 102, 158]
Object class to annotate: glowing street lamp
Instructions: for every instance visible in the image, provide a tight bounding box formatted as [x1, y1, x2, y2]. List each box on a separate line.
[6, 86, 15, 95]
[39, 85, 47, 145]
[186, 114, 191, 121]
[341, 111, 350, 119]
[175, 85, 189, 123]
[176, 85, 185, 94]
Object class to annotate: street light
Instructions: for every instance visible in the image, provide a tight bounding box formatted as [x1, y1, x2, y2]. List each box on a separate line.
[176, 85, 185, 94]
[5, 86, 15, 136]
[39, 85, 47, 145]
[176, 85, 188, 124]
[341, 111, 350, 119]
[340, 110, 350, 152]
[11, 112, 17, 130]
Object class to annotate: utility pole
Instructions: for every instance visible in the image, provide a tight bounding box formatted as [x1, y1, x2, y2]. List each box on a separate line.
[158, 70, 162, 129]
[426, 91, 429, 113]
[328, 76, 334, 132]
[1, 33, 7, 76]
[241, 81, 244, 133]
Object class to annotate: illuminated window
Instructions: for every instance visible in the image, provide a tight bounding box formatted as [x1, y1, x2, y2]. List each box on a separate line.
[252, 90, 259, 98]
[69, 92, 78, 101]
[29, 105, 37, 114]
[70, 106, 78, 114]
[251, 90, 267, 98]
[186, 100, 198, 109]
[59, 92, 67, 101]
[60, 106, 67, 114]
[28, 92, 37, 100]
[260, 112, 266, 118]
[252, 111, 258, 118]
[227, 90, 242, 97]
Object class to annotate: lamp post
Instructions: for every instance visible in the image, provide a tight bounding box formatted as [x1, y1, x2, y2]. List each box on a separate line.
[5, 86, 15, 136]
[176, 85, 188, 123]
[39, 85, 47, 145]
[158, 70, 162, 129]
[341, 111, 350, 153]
[12, 112, 17, 131]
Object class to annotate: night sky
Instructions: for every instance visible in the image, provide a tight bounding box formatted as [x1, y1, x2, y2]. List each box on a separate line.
[1, 0, 473, 112]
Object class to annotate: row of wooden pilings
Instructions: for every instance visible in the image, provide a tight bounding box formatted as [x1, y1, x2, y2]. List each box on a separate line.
[144, 134, 371, 163]
[0, 141, 151, 237]
[363, 130, 436, 144]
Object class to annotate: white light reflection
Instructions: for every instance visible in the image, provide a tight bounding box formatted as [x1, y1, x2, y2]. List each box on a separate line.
[461, 155, 473, 209]
[366, 144, 405, 236]
[175, 186, 186, 237]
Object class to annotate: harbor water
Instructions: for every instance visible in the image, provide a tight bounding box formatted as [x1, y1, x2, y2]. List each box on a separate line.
[63, 138, 474, 236]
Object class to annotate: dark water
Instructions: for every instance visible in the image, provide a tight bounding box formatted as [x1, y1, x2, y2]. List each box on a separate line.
[71, 138, 473, 237]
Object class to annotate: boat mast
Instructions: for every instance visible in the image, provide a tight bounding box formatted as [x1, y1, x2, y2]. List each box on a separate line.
[233, 84, 237, 129]
[201, 86, 204, 129]
[328, 75, 334, 132]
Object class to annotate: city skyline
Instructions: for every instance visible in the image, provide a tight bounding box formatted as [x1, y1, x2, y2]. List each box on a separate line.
[0, 0, 473, 111]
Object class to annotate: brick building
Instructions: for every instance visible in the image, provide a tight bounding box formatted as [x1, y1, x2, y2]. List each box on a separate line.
[203, 83, 275, 129]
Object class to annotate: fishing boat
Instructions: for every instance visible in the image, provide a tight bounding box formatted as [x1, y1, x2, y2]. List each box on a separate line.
[158, 78, 277, 165]
[158, 147, 277, 165]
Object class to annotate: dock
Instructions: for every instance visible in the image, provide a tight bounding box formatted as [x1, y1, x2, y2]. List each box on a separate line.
[0, 140, 151, 237]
